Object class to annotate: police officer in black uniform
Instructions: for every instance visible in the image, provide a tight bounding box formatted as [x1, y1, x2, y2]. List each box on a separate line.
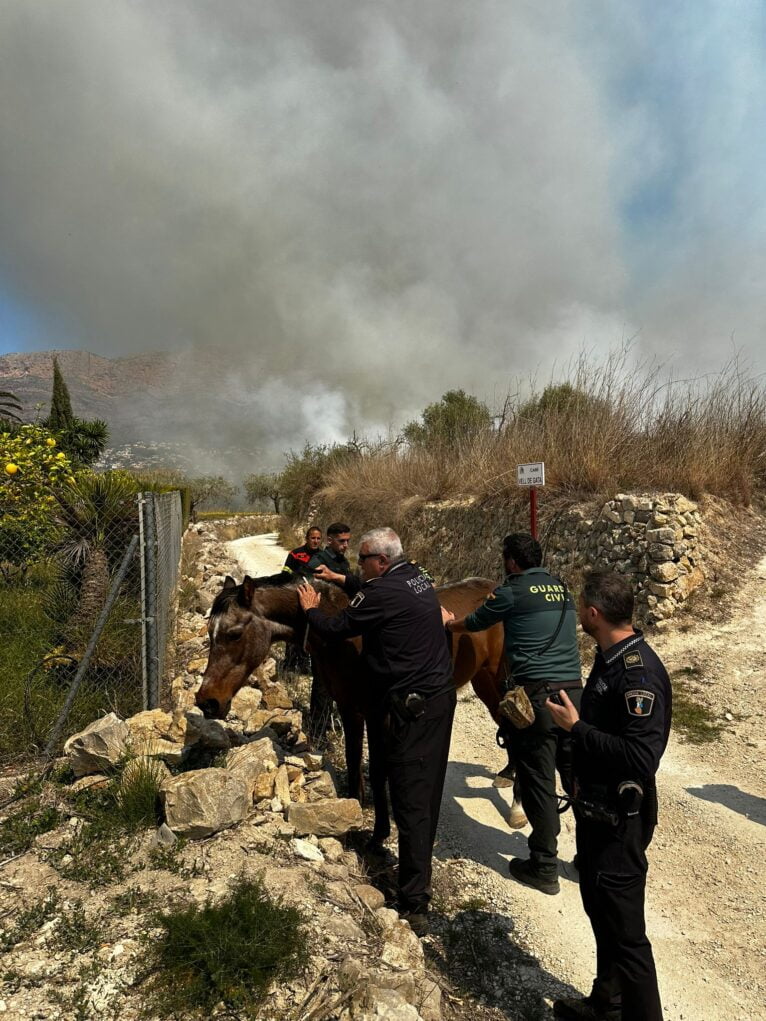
[547, 569, 671, 1021]
[297, 526, 455, 935]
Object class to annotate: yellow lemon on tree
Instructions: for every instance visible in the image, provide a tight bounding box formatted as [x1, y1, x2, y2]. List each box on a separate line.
[5, 462, 19, 475]
[46, 437, 56, 447]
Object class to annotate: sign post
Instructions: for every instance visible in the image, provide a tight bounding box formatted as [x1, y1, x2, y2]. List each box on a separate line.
[517, 462, 545, 539]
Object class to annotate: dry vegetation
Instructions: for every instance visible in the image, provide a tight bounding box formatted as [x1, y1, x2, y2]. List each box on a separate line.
[311, 354, 766, 526]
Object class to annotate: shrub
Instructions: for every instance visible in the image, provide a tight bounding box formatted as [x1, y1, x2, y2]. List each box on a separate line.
[141, 875, 308, 1018]
[0, 424, 78, 567]
[403, 389, 493, 449]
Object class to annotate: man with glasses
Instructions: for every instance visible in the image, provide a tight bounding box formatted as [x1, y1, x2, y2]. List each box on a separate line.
[297, 527, 455, 936]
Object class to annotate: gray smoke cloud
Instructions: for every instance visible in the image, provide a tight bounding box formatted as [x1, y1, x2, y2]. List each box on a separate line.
[1, 1, 763, 466]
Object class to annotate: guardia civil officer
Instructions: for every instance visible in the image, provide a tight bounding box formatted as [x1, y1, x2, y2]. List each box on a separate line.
[547, 569, 671, 1021]
[444, 532, 582, 895]
[297, 527, 455, 935]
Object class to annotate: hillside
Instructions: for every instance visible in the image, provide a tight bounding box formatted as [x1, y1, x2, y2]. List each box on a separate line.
[0, 349, 266, 476]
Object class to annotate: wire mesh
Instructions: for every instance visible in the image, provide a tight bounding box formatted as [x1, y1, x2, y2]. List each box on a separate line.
[0, 488, 183, 765]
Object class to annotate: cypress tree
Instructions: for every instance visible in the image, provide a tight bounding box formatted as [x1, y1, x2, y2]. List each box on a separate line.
[48, 356, 75, 432]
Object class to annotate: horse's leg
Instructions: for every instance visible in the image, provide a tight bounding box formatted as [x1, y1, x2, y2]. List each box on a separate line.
[365, 711, 390, 849]
[470, 668, 528, 827]
[469, 667, 514, 777]
[339, 705, 365, 806]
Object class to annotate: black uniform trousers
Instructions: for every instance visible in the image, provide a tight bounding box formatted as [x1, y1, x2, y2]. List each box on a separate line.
[384, 687, 456, 913]
[575, 794, 662, 1021]
[510, 683, 581, 878]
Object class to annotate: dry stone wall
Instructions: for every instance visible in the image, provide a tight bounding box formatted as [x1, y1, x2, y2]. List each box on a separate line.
[319, 492, 706, 626]
[544, 493, 704, 625]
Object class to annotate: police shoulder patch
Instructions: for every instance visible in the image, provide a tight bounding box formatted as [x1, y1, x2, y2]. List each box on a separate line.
[623, 650, 644, 670]
[625, 689, 655, 717]
[350, 592, 365, 608]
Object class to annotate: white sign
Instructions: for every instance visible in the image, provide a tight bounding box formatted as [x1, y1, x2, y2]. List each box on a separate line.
[517, 462, 545, 487]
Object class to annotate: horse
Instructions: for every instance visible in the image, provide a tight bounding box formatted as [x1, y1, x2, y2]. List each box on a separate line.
[196, 571, 521, 847]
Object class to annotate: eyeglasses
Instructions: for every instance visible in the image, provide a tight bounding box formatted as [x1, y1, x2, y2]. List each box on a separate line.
[358, 551, 384, 561]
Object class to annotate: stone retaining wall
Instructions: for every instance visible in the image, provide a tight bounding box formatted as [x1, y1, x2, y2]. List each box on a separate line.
[315, 492, 706, 626]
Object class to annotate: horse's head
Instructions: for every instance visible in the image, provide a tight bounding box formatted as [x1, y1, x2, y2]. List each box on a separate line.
[195, 574, 295, 719]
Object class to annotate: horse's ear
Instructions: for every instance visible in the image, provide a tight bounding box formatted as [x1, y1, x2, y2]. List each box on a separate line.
[240, 575, 255, 606]
[223, 575, 237, 590]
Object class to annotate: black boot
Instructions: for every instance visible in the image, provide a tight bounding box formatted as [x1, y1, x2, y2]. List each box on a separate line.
[553, 995, 621, 1020]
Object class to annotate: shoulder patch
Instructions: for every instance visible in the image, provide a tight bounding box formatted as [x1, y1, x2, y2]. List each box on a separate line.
[625, 689, 655, 717]
[623, 650, 644, 670]
[292, 551, 310, 563]
[350, 592, 365, 608]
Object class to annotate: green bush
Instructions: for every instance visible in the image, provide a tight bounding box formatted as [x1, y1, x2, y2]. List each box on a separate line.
[141, 875, 308, 1018]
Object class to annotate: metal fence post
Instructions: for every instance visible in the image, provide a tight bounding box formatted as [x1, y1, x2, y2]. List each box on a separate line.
[143, 493, 160, 709]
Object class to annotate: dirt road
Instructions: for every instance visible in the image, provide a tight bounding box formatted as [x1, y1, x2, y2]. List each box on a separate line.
[229, 531, 765, 1019]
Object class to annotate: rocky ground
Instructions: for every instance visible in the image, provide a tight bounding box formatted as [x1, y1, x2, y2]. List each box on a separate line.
[1, 518, 763, 1020]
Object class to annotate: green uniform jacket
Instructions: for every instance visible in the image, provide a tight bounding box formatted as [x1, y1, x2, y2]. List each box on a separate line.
[464, 568, 581, 683]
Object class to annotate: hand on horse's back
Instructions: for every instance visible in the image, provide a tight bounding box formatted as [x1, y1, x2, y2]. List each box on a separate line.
[297, 581, 321, 611]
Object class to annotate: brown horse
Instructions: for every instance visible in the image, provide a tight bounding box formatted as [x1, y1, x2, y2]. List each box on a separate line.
[196, 572, 517, 846]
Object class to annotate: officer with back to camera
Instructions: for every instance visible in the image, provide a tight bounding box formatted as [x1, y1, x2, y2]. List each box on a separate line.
[444, 532, 582, 895]
[297, 526, 455, 936]
[547, 569, 672, 1021]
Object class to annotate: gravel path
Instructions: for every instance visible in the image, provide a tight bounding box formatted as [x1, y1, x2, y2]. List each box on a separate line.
[226, 531, 287, 577]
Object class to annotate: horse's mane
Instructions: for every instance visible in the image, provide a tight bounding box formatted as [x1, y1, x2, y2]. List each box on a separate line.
[210, 571, 346, 616]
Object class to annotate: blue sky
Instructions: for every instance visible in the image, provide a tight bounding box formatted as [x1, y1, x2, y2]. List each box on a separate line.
[1, 1, 764, 426]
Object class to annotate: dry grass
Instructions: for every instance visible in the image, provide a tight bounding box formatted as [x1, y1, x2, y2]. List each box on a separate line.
[317, 353, 766, 519]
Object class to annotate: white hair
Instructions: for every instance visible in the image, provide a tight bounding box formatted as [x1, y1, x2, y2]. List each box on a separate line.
[360, 527, 403, 560]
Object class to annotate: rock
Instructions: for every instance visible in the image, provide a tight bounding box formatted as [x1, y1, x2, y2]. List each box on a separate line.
[649, 561, 679, 583]
[153, 822, 178, 847]
[184, 708, 232, 750]
[676, 566, 705, 600]
[374, 907, 401, 934]
[186, 657, 208, 674]
[161, 768, 249, 838]
[363, 986, 423, 1020]
[381, 919, 425, 970]
[287, 799, 363, 836]
[354, 884, 386, 911]
[319, 837, 345, 863]
[325, 914, 366, 940]
[648, 543, 674, 563]
[675, 496, 697, 514]
[254, 657, 277, 684]
[304, 770, 338, 801]
[126, 709, 182, 746]
[230, 686, 263, 719]
[302, 752, 324, 770]
[291, 838, 324, 862]
[274, 764, 292, 809]
[253, 771, 276, 801]
[64, 713, 130, 777]
[417, 978, 442, 1021]
[70, 773, 110, 793]
[261, 682, 293, 710]
[225, 737, 281, 786]
[646, 527, 676, 544]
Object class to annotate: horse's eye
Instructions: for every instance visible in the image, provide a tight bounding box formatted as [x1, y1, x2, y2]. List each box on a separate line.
[226, 628, 244, 641]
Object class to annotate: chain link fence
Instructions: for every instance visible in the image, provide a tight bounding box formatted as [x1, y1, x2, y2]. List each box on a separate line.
[0, 490, 183, 767]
